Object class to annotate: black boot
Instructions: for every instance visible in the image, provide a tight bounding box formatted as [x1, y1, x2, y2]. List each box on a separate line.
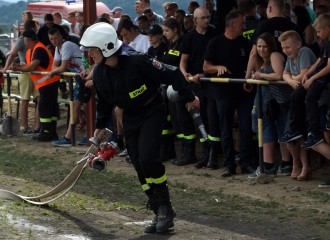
[194, 141, 210, 169]
[144, 193, 159, 234]
[155, 187, 175, 233]
[175, 139, 196, 166]
[31, 122, 58, 141]
[171, 139, 184, 164]
[207, 141, 219, 169]
[161, 135, 177, 162]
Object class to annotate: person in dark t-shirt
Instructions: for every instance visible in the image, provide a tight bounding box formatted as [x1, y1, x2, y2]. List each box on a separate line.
[203, 9, 255, 177]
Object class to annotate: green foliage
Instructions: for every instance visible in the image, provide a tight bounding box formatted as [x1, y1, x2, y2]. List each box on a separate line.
[0, 1, 27, 25]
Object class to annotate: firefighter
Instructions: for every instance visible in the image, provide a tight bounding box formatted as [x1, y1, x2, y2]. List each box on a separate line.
[12, 30, 60, 141]
[80, 22, 199, 233]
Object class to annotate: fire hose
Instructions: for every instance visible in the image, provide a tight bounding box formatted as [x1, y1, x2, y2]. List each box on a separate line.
[0, 128, 118, 205]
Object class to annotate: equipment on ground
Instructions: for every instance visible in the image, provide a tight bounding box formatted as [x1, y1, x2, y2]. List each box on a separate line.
[0, 73, 19, 136]
[0, 128, 115, 205]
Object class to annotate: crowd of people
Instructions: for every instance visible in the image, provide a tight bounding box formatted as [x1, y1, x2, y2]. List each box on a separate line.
[0, 0, 330, 233]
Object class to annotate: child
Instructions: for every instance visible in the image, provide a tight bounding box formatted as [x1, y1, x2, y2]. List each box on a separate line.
[279, 30, 317, 180]
[281, 13, 330, 149]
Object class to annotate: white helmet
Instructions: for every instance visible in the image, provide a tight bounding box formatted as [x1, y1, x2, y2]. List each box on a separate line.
[80, 22, 122, 58]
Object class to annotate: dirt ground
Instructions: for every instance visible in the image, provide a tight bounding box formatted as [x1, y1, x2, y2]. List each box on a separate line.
[0, 102, 329, 239]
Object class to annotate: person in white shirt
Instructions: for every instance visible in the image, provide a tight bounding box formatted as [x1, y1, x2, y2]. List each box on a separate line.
[118, 19, 150, 53]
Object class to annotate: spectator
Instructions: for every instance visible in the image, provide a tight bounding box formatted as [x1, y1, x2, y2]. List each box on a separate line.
[183, 14, 194, 32]
[48, 28, 85, 147]
[22, 11, 33, 23]
[12, 30, 60, 141]
[255, 0, 268, 21]
[282, 14, 330, 150]
[292, 0, 316, 23]
[163, 2, 171, 18]
[118, 19, 150, 53]
[166, 2, 178, 18]
[37, 13, 68, 55]
[238, 0, 260, 43]
[3, 20, 40, 136]
[279, 30, 317, 181]
[111, 6, 123, 18]
[292, 6, 319, 55]
[134, 0, 144, 25]
[315, 5, 329, 17]
[203, 10, 255, 176]
[100, 12, 120, 30]
[248, 32, 293, 179]
[143, 8, 164, 26]
[75, 11, 84, 36]
[179, 7, 219, 167]
[188, 1, 200, 15]
[67, 11, 79, 34]
[137, 15, 150, 35]
[53, 12, 71, 30]
[203, 0, 216, 27]
[175, 9, 186, 34]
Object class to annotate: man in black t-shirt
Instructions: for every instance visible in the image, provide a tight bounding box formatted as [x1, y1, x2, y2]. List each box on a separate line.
[179, 7, 219, 168]
[203, 9, 255, 177]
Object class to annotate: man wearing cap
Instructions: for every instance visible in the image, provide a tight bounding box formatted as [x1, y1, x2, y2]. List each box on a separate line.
[147, 25, 166, 59]
[111, 6, 123, 18]
[12, 30, 60, 141]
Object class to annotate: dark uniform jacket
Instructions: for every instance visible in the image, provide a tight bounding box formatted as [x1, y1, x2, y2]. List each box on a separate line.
[93, 45, 195, 129]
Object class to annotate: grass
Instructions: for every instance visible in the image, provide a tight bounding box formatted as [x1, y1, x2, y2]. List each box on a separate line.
[0, 138, 329, 239]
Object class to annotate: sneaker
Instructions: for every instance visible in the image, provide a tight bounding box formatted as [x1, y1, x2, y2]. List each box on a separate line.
[23, 127, 33, 136]
[77, 136, 87, 145]
[248, 166, 277, 179]
[278, 164, 292, 176]
[52, 136, 71, 147]
[33, 128, 40, 134]
[279, 131, 303, 143]
[118, 149, 128, 157]
[301, 134, 324, 149]
[318, 179, 330, 188]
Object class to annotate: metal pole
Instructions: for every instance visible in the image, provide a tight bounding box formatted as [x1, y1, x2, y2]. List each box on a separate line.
[68, 76, 75, 146]
[257, 84, 264, 174]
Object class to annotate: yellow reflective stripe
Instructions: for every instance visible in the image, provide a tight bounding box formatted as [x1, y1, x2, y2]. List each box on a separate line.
[129, 84, 147, 98]
[168, 49, 180, 56]
[243, 29, 255, 40]
[208, 135, 221, 142]
[153, 174, 167, 184]
[166, 115, 171, 122]
[60, 79, 66, 83]
[142, 184, 150, 191]
[40, 118, 52, 123]
[183, 134, 196, 140]
[144, 174, 167, 185]
[51, 116, 58, 121]
[162, 129, 175, 135]
[177, 134, 184, 139]
[146, 178, 153, 184]
[200, 138, 206, 143]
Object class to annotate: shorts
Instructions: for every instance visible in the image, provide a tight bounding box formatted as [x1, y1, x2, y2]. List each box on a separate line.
[18, 73, 39, 100]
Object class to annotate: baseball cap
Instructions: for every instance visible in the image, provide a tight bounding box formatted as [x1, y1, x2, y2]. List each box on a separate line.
[23, 30, 38, 41]
[111, 6, 123, 14]
[146, 24, 163, 35]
